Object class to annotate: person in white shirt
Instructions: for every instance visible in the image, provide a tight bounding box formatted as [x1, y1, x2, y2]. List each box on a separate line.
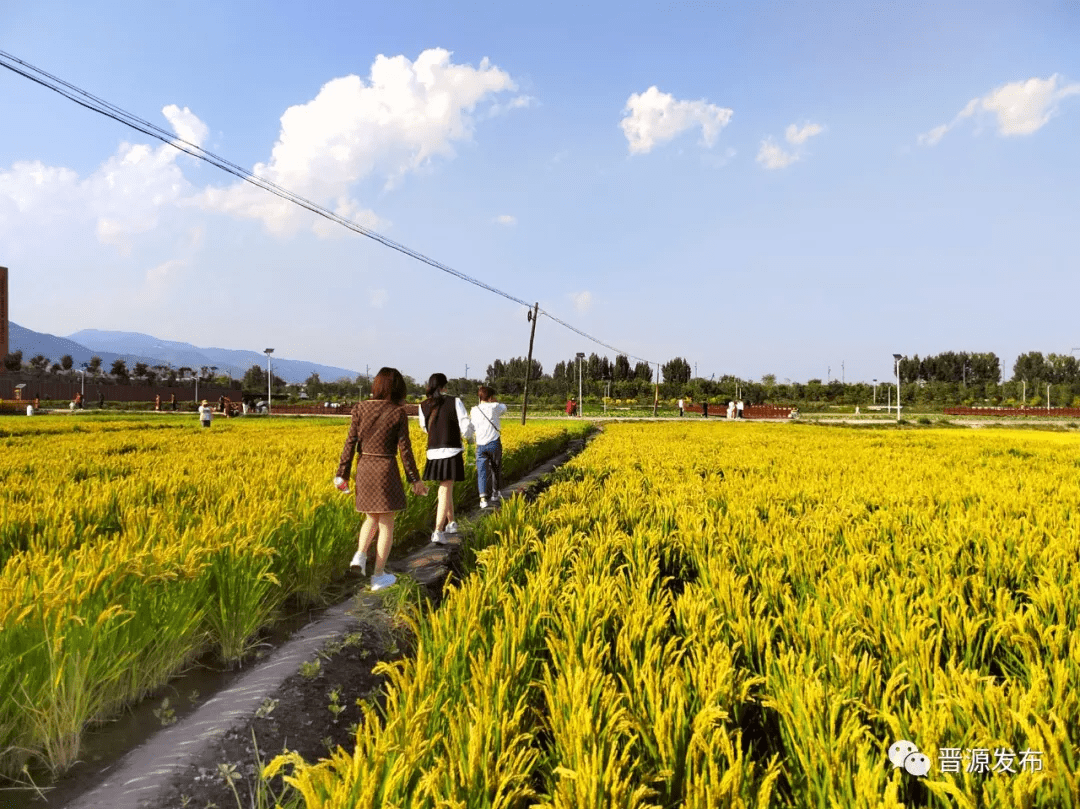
[677, 398, 685, 417]
[419, 373, 474, 544]
[198, 399, 213, 428]
[470, 386, 508, 508]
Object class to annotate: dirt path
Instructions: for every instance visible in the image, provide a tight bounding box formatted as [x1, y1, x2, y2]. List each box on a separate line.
[40, 441, 584, 809]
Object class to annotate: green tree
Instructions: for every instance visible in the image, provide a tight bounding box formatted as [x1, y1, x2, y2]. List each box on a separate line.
[1012, 352, 1047, 383]
[613, 354, 631, 381]
[4, 351, 23, 372]
[633, 361, 653, 383]
[243, 365, 266, 390]
[61, 355, 74, 371]
[88, 356, 102, 374]
[110, 359, 129, 381]
[29, 354, 50, 374]
[662, 357, 691, 385]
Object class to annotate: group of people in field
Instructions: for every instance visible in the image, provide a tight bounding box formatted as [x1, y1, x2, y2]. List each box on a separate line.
[677, 397, 746, 418]
[333, 369, 507, 592]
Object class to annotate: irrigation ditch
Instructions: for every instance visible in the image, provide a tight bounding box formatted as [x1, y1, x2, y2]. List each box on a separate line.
[5, 432, 593, 809]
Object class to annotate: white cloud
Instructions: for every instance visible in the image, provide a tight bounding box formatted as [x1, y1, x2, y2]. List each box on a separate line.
[369, 288, 389, 308]
[201, 48, 521, 236]
[919, 74, 1080, 145]
[494, 214, 516, 226]
[756, 139, 798, 170]
[570, 290, 593, 313]
[621, 86, 733, 155]
[0, 112, 199, 255]
[163, 104, 210, 148]
[785, 122, 824, 145]
[756, 120, 824, 170]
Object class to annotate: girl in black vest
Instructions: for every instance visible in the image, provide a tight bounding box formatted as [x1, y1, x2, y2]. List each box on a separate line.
[419, 373, 474, 544]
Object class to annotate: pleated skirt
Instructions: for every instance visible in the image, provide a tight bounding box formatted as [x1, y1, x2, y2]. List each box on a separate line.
[422, 453, 466, 482]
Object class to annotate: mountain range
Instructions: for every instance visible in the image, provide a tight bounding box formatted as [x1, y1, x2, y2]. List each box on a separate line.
[9, 323, 361, 384]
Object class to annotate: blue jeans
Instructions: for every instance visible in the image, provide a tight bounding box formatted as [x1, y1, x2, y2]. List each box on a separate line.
[476, 439, 502, 496]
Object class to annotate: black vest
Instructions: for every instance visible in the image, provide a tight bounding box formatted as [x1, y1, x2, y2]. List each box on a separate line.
[421, 396, 461, 450]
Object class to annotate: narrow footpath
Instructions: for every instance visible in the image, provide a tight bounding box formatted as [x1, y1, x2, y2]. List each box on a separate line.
[57, 440, 585, 809]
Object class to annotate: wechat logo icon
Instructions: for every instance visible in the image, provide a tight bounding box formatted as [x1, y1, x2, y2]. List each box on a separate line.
[889, 740, 931, 777]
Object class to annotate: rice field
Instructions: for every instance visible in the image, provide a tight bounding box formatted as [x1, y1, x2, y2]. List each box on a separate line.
[0, 413, 590, 777]
[271, 422, 1080, 808]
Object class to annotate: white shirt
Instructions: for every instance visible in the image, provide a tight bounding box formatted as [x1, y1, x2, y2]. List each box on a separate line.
[198, 405, 212, 422]
[678, 399, 684, 408]
[470, 401, 507, 445]
[418, 396, 473, 459]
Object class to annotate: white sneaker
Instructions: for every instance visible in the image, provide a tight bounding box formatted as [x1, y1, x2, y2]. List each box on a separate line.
[350, 549, 366, 576]
[431, 529, 448, 544]
[444, 521, 460, 534]
[369, 572, 396, 591]
[479, 497, 489, 509]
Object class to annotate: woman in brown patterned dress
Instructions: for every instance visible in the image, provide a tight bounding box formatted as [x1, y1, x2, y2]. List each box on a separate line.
[335, 367, 427, 591]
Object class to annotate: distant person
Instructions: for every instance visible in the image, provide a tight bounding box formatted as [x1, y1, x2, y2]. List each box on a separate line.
[75, 392, 84, 410]
[566, 396, 577, 417]
[155, 394, 161, 412]
[335, 367, 427, 592]
[737, 399, 745, 419]
[198, 399, 213, 428]
[26, 402, 34, 417]
[677, 398, 685, 417]
[702, 400, 709, 418]
[99, 392, 105, 409]
[470, 386, 507, 509]
[170, 393, 177, 411]
[419, 372, 474, 545]
[727, 401, 735, 419]
[218, 395, 226, 413]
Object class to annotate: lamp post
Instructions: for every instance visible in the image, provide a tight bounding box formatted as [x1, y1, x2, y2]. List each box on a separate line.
[1047, 383, 1051, 411]
[893, 354, 902, 423]
[872, 379, 877, 404]
[576, 352, 585, 417]
[264, 349, 274, 416]
[78, 368, 86, 397]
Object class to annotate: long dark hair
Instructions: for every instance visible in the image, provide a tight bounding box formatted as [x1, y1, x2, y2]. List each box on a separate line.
[424, 372, 449, 425]
[425, 373, 448, 399]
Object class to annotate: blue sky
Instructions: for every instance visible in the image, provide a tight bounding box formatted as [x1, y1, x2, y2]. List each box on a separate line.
[2, 1, 1078, 384]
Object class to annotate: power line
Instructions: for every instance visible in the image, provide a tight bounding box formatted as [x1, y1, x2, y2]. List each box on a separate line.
[0, 49, 657, 367]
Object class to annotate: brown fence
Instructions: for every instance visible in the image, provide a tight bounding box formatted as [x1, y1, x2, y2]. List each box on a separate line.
[0, 374, 239, 405]
[270, 403, 420, 417]
[684, 404, 795, 419]
[944, 407, 1080, 418]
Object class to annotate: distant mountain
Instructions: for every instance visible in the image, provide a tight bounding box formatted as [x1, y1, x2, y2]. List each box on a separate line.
[9, 324, 360, 384]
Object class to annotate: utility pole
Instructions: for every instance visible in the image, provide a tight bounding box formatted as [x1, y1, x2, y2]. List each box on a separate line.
[652, 362, 660, 417]
[841, 361, 845, 385]
[465, 363, 469, 381]
[521, 303, 539, 424]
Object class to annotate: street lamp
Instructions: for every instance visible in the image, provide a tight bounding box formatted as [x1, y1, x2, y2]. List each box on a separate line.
[264, 349, 274, 416]
[892, 354, 902, 423]
[872, 378, 877, 404]
[576, 352, 585, 417]
[78, 368, 86, 397]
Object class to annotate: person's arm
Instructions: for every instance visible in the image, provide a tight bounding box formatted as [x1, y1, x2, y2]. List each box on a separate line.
[396, 409, 423, 485]
[336, 406, 362, 480]
[456, 398, 474, 442]
[418, 401, 428, 433]
[494, 402, 508, 418]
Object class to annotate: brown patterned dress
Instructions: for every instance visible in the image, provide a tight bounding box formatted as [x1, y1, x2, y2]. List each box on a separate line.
[336, 400, 421, 513]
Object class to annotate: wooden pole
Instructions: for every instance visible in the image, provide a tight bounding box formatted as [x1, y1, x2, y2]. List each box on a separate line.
[521, 302, 539, 424]
[653, 361, 660, 416]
